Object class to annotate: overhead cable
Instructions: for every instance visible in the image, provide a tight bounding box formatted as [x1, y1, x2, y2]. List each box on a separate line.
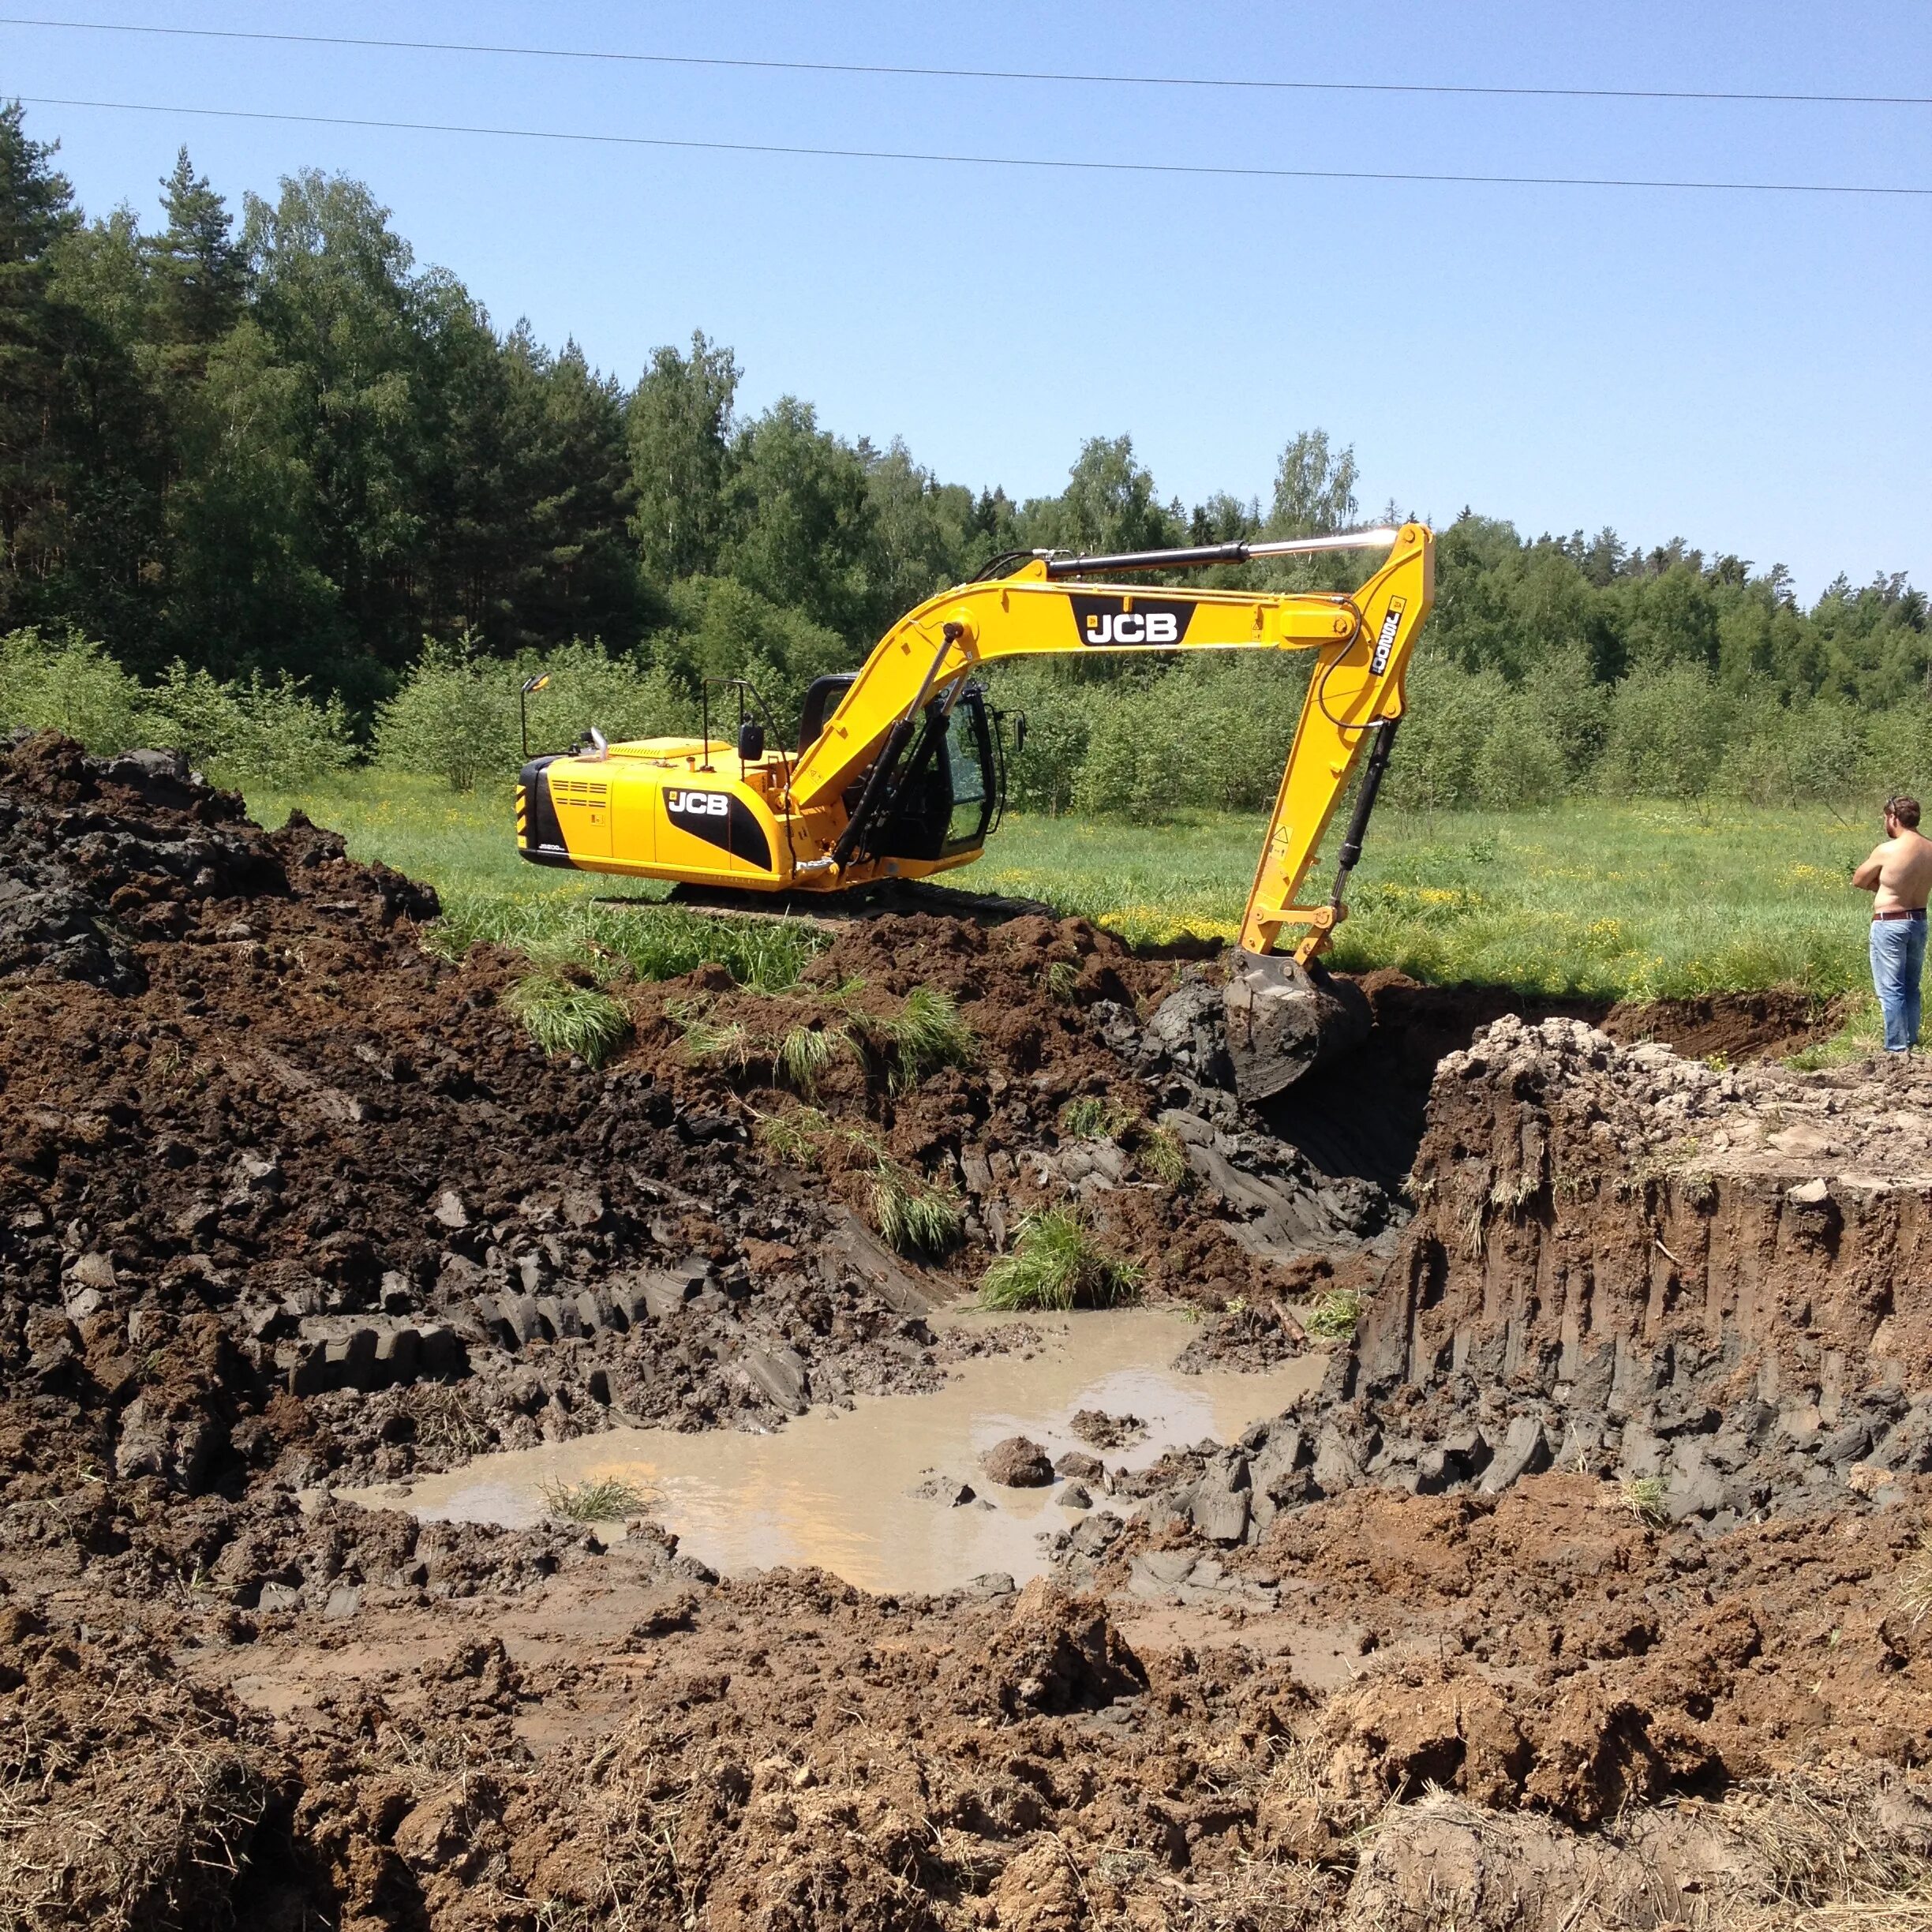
[2, 15, 1926, 110]
[16, 94, 1932, 198]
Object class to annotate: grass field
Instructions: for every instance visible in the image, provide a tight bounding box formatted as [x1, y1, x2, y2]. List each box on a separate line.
[245, 773, 1886, 1028]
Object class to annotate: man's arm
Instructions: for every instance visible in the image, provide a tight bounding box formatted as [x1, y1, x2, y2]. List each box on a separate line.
[1853, 844, 1889, 893]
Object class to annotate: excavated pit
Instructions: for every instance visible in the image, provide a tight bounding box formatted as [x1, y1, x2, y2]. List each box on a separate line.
[5, 727, 1932, 1932]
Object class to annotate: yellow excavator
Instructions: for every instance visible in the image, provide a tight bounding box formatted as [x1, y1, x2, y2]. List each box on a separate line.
[516, 522, 1435, 1099]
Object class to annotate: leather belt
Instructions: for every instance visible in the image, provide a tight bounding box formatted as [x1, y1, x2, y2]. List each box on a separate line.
[1874, 908, 1927, 922]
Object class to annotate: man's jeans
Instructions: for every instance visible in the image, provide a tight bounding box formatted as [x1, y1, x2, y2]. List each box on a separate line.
[1870, 913, 1927, 1053]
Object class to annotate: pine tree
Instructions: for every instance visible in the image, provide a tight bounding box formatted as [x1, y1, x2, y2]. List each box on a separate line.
[146, 148, 244, 348]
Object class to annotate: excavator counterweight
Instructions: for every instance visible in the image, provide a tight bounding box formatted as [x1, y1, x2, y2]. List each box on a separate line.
[516, 522, 1436, 1095]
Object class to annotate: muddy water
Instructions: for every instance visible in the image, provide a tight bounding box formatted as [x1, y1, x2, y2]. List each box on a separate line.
[364, 1311, 1320, 1595]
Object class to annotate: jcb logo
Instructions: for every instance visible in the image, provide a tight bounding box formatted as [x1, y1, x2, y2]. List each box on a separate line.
[1084, 609, 1180, 645]
[1369, 597, 1406, 676]
[667, 789, 729, 818]
[1067, 593, 1195, 650]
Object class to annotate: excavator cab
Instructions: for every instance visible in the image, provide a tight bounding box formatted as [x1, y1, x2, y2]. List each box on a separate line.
[867, 686, 999, 864]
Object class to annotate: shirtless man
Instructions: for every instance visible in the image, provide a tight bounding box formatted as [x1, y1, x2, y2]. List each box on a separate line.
[1852, 796, 1932, 1055]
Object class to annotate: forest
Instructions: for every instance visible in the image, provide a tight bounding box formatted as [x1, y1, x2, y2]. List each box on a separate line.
[2, 101, 1926, 814]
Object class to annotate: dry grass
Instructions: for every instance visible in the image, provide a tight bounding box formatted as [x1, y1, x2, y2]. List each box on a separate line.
[406, 1381, 492, 1458]
[0, 1666, 273, 1932]
[1896, 1534, 1932, 1630]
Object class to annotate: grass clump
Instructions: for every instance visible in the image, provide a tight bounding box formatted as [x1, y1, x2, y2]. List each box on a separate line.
[1622, 1474, 1671, 1528]
[869, 1163, 964, 1258]
[1304, 1288, 1365, 1340]
[504, 972, 632, 1067]
[754, 1105, 833, 1166]
[433, 884, 826, 992]
[1136, 1123, 1190, 1188]
[1058, 1095, 1135, 1140]
[540, 1476, 653, 1522]
[979, 1209, 1142, 1312]
[870, 985, 975, 1092]
[777, 1021, 845, 1093]
[679, 1014, 751, 1065]
[751, 1106, 957, 1256]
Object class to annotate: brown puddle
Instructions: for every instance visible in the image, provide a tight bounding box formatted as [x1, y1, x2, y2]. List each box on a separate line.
[354, 1310, 1321, 1594]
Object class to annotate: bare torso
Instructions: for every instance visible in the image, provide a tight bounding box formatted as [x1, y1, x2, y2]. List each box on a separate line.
[1856, 830, 1932, 913]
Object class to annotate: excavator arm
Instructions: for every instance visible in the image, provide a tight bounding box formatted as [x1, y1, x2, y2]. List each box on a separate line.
[791, 522, 1435, 967]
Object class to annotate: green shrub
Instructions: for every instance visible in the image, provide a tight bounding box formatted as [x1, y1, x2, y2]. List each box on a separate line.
[1597, 664, 1733, 799]
[978, 1210, 1141, 1311]
[0, 626, 146, 751]
[1380, 658, 1512, 811]
[144, 661, 354, 786]
[1472, 697, 1567, 809]
[515, 639, 695, 752]
[987, 662, 1093, 815]
[0, 629, 354, 784]
[374, 634, 520, 792]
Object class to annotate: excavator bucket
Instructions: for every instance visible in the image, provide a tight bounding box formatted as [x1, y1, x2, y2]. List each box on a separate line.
[1221, 949, 1372, 1104]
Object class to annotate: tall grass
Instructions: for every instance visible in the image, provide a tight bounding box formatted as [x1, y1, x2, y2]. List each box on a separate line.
[503, 973, 632, 1066]
[976, 799, 1885, 1003]
[979, 1211, 1142, 1312]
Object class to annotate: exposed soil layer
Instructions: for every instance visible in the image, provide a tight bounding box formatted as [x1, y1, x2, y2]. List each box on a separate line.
[5, 731, 1926, 1931]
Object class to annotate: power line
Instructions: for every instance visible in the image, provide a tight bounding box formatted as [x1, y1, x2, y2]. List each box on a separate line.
[17, 93, 1932, 199]
[2, 14, 1927, 110]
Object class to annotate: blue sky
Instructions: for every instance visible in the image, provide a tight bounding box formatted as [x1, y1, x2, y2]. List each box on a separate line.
[7, 2, 1930, 598]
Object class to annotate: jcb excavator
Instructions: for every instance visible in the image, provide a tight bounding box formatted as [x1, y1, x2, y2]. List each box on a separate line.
[516, 522, 1435, 1101]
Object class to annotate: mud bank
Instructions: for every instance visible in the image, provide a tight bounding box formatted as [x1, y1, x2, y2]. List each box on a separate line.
[1215, 1014, 1932, 1540]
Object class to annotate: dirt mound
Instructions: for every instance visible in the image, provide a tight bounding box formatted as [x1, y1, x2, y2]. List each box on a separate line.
[0, 736, 1355, 1623]
[982, 1576, 1148, 1716]
[1602, 987, 1847, 1061]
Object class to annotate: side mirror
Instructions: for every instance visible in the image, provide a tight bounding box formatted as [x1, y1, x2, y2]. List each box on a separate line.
[1013, 713, 1029, 753]
[737, 720, 766, 762]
